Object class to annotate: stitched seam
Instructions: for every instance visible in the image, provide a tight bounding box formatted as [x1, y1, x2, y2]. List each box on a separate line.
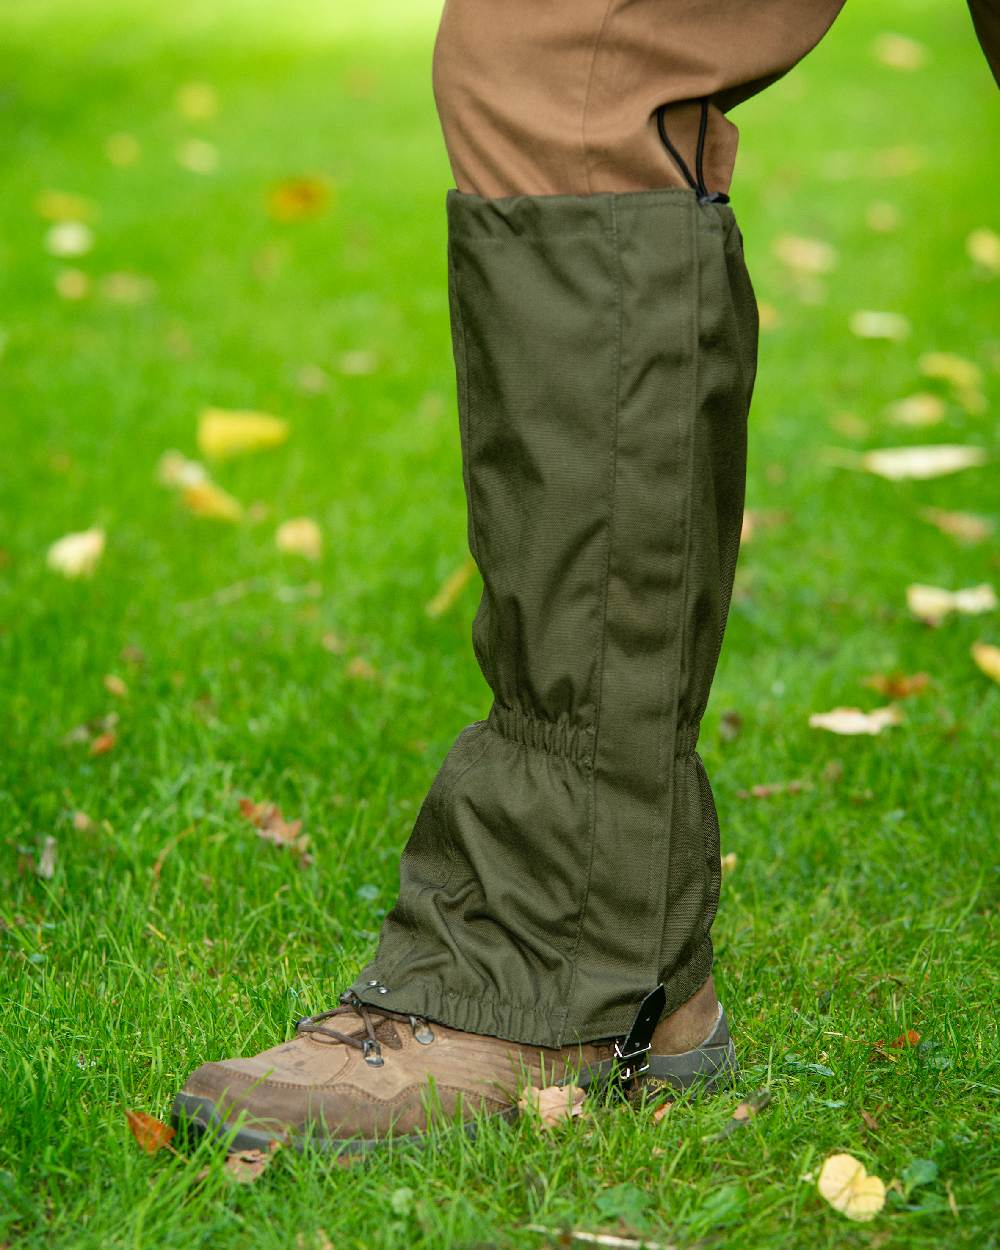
[562, 195, 624, 1046]
[579, 0, 617, 195]
[449, 231, 478, 565]
[483, 719, 593, 768]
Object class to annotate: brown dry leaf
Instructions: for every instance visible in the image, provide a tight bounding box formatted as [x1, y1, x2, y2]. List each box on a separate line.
[906, 583, 997, 625]
[90, 731, 117, 756]
[106, 132, 141, 165]
[73, 810, 96, 832]
[346, 656, 377, 681]
[855, 444, 987, 480]
[321, 630, 345, 654]
[35, 836, 57, 881]
[967, 228, 1000, 273]
[55, 268, 91, 300]
[919, 507, 993, 544]
[861, 1109, 880, 1132]
[773, 235, 837, 275]
[426, 557, 477, 617]
[238, 798, 312, 863]
[652, 1099, 675, 1123]
[224, 1146, 279, 1184]
[706, 1088, 773, 1140]
[861, 672, 929, 699]
[47, 527, 105, 577]
[267, 176, 332, 222]
[176, 82, 218, 121]
[817, 1153, 886, 1222]
[888, 1029, 920, 1049]
[971, 641, 1000, 684]
[104, 673, 128, 698]
[872, 32, 928, 70]
[808, 706, 902, 736]
[919, 351, 982, 391]
[518, 1083, 586, 1129]
[736, 779, 811, 798]
[101, 272, 156, 304]
[276, 518, 322, 561]
[849, 310, 910, 341]
[197, 408, 289, 459]
[125, 1109, 175, 1155]
[885, 393, 945, 427]
[182, 480, 244, 522]
[828, 411, 870, 439]
[740, 509, 786, 544]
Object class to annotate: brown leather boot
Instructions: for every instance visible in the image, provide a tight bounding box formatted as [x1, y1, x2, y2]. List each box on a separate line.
[173, 979, 735, 1153]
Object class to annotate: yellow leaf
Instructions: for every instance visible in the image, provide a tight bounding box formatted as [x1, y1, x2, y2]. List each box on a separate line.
[55, 269, 91, 301]
[46, 222, 93, 258]
[125, 1109, 175, 1156]
[267, 176, 332, 222]
[817, 1153, 886, 1222]
[808, 707, 902, 736]
[157, 450, 208, 489]
[919, 507, 992, 544]
[426, 557, 477, 617]
[276, 517, 322, 561]
[182, 480, 243, 521]
[884, 393, 944, 427]
[176, 139, 218, 174]
[176, 81, 218, 121]
[104, 673, 128, 698]
[101, 272, 156, 304]
[849, 310, 910, 341]
[865, 201, 899, 233]
[197, 408, 289, 459]
[105, 132, 141, 166]
[971, 641, 1000, 684]
[859, 444, 987, 480]
[47, 527, 105, 577]
[773, 235, 837, 275]
[35, 190, 97, 221]
[872, 32, 927, 70]
[919, 352, 982, 391]
[967, 228, 1000, 273]
[906, 583, 997, 624]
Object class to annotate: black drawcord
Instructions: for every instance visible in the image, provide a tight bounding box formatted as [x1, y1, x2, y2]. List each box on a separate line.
[655, 98, 729, 205]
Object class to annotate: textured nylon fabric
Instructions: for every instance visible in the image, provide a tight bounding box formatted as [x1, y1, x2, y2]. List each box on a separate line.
[351, 187, 758, 1047]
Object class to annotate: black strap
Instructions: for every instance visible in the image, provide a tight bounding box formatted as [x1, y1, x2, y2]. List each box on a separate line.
[606, 983, 667, 1092]
[655, 99, 730, 205]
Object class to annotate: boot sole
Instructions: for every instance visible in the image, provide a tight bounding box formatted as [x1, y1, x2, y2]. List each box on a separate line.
[171, 1011, 737, 1156]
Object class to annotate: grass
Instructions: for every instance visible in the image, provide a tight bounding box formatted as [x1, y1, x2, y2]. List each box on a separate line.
[0, 0, 998, 1246]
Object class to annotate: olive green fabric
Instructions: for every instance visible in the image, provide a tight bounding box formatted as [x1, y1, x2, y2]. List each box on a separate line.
[351, 187, 758, 1047]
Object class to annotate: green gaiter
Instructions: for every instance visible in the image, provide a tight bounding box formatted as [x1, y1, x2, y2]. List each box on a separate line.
[352, 188, 758, 1047]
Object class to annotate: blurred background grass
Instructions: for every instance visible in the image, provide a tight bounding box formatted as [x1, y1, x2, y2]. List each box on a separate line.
[0, 1, 997, 1247]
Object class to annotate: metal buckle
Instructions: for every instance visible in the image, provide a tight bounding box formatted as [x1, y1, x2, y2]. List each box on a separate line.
[610, 1039, 652, 1084]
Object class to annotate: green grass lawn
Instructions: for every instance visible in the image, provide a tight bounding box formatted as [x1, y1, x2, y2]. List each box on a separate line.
[1, 0, 998, 1246]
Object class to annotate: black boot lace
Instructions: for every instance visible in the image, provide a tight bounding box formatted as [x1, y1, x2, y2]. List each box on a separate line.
[296, 991, 434, 1067]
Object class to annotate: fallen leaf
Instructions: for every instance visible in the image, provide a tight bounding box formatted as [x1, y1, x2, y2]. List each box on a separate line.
[321, 630, 345, 654]
[889, 1029, 920, 1049]
[176, 139, 218, 174]
[817, 1152, 886, 1222]
[224, 1146, 279, 1184]
[36, 190, 96, 221]
[35, 836, 57, 880]
[885, 393, 945, 427]
[849, 310, 910, 341]
[125, 1109, 175, 1155]
[345, 656, 377, 681]
[339, 349, 378, 376]
[105, 132, 141, 165]
[866, 201, 899, 233]
[104, 673, 128, 698]
[197, 408, 289, 459]
[90, 731, 117, 756]
[872, 32, 928, 70]
[828, 411, 870, 439]
[874, 145, 926, 176]
[919, 351, 982, 391]
[757, 300, 780, 330]
[861, 672, 929, 698]
[518, 1083, 586, 1129]
[426, 557, 476, 617]
[919, 507, 993, 544]
[861, 1109, 879, 1131]
[296, 364, 329, 393]
[967, 227, 1000, 273]
[267, 176, 331, 221]
[182, 480, 244, 522]
[652, 1100, 674, 1123]
[740, 509, 787, 544]
[45, 221, 93, 257]
[176, 81, 218, 121]
[971, 640, 1000, 684]
[55, 269, 91, 300]
[808, 707, 902, 736]
[719, 709, 743, 742]
[157, 449, 208, 488]
[523, 1227, 670, 1249]
[856, 444, 987, 480]
[47, 527, 105, 577]
[275, 517, 322, 561]
[721, 851, 737, 874]
[736, 779, 812, 798]
[906, 583, 996, 624]
[73, 810, 96, 832]
[773, 235, 837, 275]
[101, 271, 156, 304]
[239, 798, 312, 863]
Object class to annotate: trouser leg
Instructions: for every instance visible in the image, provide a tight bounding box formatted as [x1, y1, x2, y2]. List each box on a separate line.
[350, 1, 842, 1047]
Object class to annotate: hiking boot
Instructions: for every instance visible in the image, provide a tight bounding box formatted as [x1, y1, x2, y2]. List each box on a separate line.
[172, 978, 735, 1153]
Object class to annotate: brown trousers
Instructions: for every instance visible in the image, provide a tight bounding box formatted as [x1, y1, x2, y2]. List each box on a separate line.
[433, 0, 999, 199]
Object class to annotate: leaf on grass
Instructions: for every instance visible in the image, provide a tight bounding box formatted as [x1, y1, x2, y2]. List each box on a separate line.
[524, 1227, 671, 1249]
[426, 557, 477, 617]
[518, 1083, 586, 1129]
[885, 393, 945, 427]
[267, 176, 332, 221]
[919, 507, 993, 544]
[238, 798, 313, 863]
[35, 836, 57, 880]
[182, 480, 244, 522]
[971, 641, 1000, 684]
[773, 235, 837, 275]
[720, 851, 737, 874]
[906, 583, 996, 625]
[125, 1109, 175, 1155]
[106, 132, 141, 165]
[36, 190, 97, 222]
[55, 269, 91, 300]
[345, 656, 377, 681]
[861, 1109, 879, 1131]
[817, 1153, 886, 1222]
[736, 778, 812, 798]
[197, 408, 289, 459]
[858, 445, 987, 480]
[47, 527, 105, 578]
[104, 673, 128, 698]
[740, 509, 787, 544]
[966, 228, 1000, 273]
[45, 221, 94, 257]
[889, 1029, 920, 1049]
[706, 1089, 772, 1140]
[872, 32, 927, 70]
[176, 82, 218, 121]
[73, 810, 96, 832]
[918, 351, 982, 391]
[276, 517, 322, 561]
[339, 349, 379, 376]
[809, 706, 902, 736]
[224, 1145, 279, 1184]
[101, 272, 156, 304]
[157, 450, 208, 488]
[849, 310, 910, 341]
[866, 201, 899, 233]
[176, 139, 218, 174]
[90, 731, 117, 756]
[861, 672, 929, 699]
